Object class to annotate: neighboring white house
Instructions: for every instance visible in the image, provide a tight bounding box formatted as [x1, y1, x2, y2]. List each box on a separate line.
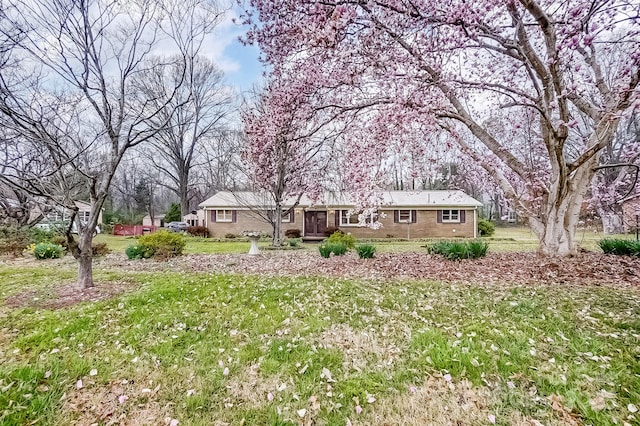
[142, 214, 165, 227]
[183, 210, 205, 227]
[41, 201, 103, 225]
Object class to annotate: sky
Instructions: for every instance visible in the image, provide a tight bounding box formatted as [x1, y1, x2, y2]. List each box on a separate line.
[202, 6, 264, 95]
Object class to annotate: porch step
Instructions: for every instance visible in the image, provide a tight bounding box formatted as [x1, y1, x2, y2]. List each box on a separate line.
[301, 236, 325, 243]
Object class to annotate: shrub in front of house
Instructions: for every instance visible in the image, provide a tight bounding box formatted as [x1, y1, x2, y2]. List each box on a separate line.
[318, 243, 332, 258]
[125, 243, 154, 260]
[225, 233, 237, 239]
[326, 230, 356, 249]
[33, 242, 64, 259]
[356, 244, 376, 259]
[466, 240, 489, 258]
[477, 219, 495, 237]
[187, 226, 209, 237]
[427, 240, 489, 260]
[324, 227, 340, 237]
[138, 230, 186, 259]
[287, 238, 301, 247]
[599, 239, 640, 256]
[318, 241, 348, 258]
[285, 229, 301, 238]
[124, 231, 186, 260]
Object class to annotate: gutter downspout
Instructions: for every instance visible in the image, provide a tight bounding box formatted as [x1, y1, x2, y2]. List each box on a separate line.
[473, 207, 477, 238]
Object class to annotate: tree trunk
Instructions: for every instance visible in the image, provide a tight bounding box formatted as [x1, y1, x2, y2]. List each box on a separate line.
[77, 250, 94, 289]
[180, 169, 190, 217]
[599, 212, 624, 235]
[272, 203, 282, 247]
[530, 158, 595, 257]
[531, 214, 577, 257]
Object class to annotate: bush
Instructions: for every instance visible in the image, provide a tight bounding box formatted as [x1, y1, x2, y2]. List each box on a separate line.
[138, 230, 186, 259]
[92, 242, 110, 257]
[477, 219, 495, 237]
[28, 227, 60, 243]
[187, 226, 209, 237]
[319, 243, 332, 258]
[356, 244, 376, 259]
[599, 238, 640, 256]
[466, 240, 489, 258]
[427, 240, 489, 260]
[285, 229, 301, 238]
[125, 244, 154, 260]
[327, 230, 356, 249]
[318, 241, 348, 258]
[31, 232, 108, 257]
[324, 227, 340, 237]
[0, 226, 35, 256]
[33, 242, 64, 259]
[225, 233, 237, 239]
[47, 235, 73, 253]
[288, 238, 301, 247]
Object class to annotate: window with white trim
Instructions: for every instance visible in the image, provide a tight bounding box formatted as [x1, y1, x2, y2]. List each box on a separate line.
[78, 211, 90, 223]
[339, 210, 374, 226]
[47, 211, 63, 222]
[340, 210, 360, 226]
[281, 210, 292, 223]
[216, 209, 234, 222]
[442, 209, 460, 222]
[398, 210, 413, 223]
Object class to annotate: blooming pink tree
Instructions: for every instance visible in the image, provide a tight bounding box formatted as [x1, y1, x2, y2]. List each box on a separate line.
[242, 81, 336, 246]
[242, 0, 640, 256]
[589, 112, 640, 233]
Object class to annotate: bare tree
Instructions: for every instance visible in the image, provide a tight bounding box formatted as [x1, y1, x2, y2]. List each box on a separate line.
[0, 0, 224, 288]
[134, 54, 234, 216]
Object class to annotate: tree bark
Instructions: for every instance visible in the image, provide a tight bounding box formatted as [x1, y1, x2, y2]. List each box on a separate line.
[77, 249, 94, 289]
[272, 202, 283, 247]
[530, 157, 596, 256]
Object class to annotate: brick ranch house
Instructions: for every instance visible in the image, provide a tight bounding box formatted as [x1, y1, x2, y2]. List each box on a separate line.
[198, 190, 483, 239]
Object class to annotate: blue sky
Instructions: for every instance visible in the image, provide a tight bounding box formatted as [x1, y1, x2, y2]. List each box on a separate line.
[202, 6, 265, 95]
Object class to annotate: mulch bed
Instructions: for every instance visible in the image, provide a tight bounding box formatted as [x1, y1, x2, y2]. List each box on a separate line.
[4, 251, 638, 310]
[97, 251, 640, 288]
[4, 280, 135, 310]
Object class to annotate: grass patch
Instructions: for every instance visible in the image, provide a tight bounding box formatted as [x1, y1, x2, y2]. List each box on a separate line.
[0, 262, 638, 425]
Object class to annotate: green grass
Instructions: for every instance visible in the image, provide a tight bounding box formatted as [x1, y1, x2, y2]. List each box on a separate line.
[94, 234, 276, 255]
[0, 263, 639, 425]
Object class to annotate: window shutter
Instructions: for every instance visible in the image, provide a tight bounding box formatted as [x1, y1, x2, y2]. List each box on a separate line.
[411, 210, 417, 223]
[460, 210, 466, 223]
[290, 209, 295, 223]
[211, 210, 216, 222]
[394, 210, 399, 223]
[232, 210, 237, 223]
[437, 210, 442, 223]
[335, 210, 340, 227]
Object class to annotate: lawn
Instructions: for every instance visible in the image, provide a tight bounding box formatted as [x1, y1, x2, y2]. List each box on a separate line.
[1, 256, 639, 425]
[1, 227, 639, 425]
[95, 225, 633, 255]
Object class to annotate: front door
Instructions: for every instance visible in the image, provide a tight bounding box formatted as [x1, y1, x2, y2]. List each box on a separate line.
[304, 211, 327, 237]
